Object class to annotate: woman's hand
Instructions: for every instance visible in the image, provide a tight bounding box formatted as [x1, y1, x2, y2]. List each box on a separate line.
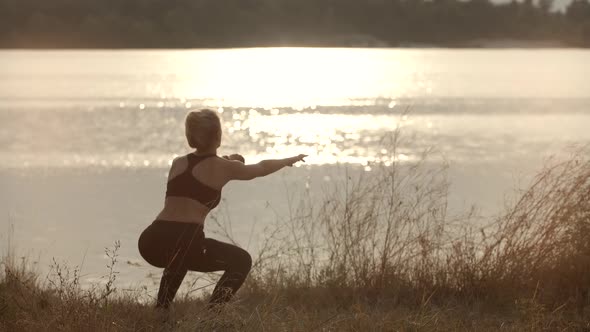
[285, 154, 307, 167]
[222, 154, 245, 163]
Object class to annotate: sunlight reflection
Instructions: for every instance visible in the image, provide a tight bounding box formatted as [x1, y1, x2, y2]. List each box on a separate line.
[170, 48, 417, 108]
[241, 113, 409, 165]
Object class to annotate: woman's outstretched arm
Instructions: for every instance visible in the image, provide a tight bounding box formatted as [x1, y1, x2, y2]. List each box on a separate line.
[224, 154, 307, 181]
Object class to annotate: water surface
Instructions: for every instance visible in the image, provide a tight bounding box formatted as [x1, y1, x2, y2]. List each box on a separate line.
[1, 48, 589, 292]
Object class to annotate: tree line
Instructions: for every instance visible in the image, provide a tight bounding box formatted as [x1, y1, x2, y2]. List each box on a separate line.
[1, 0, 590, 48]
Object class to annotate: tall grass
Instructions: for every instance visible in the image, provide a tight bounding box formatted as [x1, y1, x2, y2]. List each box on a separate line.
[1, 136, 589, 330]
[247, 142, 590, 310]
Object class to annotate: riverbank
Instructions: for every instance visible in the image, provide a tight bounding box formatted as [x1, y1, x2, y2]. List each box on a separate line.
[1, 263, 588, 331]
[2, 146, 589, 331]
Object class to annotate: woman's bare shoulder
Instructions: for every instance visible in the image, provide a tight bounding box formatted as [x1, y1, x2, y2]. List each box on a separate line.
[168, 155, 189, 179]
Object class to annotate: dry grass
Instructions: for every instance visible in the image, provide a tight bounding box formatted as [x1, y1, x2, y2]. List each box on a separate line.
[2, 136, 590, 331]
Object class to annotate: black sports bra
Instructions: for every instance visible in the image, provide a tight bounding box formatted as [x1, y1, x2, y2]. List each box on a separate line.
[165, 153, 221, 209]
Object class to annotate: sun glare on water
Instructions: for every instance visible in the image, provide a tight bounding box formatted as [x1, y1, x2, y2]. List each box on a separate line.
[161, 48, 416, 166]
[171, 47, 411, 109]
[237, 112, 408, 165]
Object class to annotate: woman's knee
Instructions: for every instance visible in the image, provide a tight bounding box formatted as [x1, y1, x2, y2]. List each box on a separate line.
[206, 239, 252, 274]
[235, 248, 252, 274]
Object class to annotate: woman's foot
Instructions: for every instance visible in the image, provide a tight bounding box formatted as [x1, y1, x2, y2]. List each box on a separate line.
[154, 306, 171, 324]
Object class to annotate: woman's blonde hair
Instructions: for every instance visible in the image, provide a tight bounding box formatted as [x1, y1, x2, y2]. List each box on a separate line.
[185, 109, 221, 151]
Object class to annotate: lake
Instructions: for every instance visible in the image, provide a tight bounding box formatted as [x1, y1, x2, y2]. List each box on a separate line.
[1, 48, 589, 294]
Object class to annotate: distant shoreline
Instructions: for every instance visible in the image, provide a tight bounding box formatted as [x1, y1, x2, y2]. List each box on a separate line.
[0, 40, 582, 50]
[4, 0, 588, 51]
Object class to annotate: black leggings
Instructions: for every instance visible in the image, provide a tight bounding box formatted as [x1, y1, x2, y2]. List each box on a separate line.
[138, 219, 252, 309]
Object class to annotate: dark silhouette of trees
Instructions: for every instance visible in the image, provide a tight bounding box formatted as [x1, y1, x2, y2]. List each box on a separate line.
[0, 0, 589, 48]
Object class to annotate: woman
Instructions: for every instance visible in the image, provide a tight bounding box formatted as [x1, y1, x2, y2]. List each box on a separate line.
[138, 109, 306, 311]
